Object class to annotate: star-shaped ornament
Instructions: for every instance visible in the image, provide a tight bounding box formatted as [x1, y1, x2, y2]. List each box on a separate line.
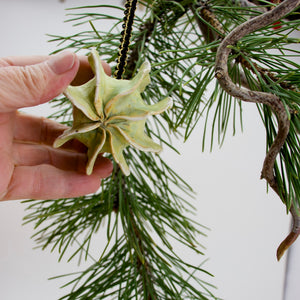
[54, 48, 172, 176]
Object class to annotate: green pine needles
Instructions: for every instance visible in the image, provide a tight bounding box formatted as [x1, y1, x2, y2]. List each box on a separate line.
[23, 0, 300, 299]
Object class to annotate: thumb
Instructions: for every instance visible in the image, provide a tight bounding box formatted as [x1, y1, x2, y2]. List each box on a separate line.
[0, 51, 79, 112]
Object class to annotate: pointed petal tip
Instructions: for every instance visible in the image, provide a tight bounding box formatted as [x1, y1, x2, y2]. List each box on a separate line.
[114, 157, 131, 176]
[53, 139, 62, 149]
[120, 165, 131, 176]
[132, 143, 162, 153]
[148, 97, 173, 116]
[53, 134, 70, 149]
[114, 155, 131, 176]
[156, 147, 163, 154]
[165, 97, 173, 109]
[141, 60, 151, 73]
[90, 47, 99, 60]
[86, 166, 93, 176]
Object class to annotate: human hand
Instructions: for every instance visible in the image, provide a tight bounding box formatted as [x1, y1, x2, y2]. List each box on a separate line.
[0, 51, 113, 201]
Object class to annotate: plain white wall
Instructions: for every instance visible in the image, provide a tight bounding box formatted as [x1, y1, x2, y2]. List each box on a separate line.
[0, 0, 293, 299]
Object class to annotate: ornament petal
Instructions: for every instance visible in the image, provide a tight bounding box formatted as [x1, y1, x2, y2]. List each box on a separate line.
[104, 62, 151, 118]
[53, 123, 101, 149]
[86, 128, 107, 175]
[107, 97, 173, 122]
[130, 60, 151, 93]
[107, 126, 130, 176]
[147, 96, 173, 115]
[64, 78, 100, 121]
[53, 129, 76, 148]
[89, 48, 134, 115]
[88, 49, 106, 119]
[110, 122, 162, 153]
[53, 106, 101, 148]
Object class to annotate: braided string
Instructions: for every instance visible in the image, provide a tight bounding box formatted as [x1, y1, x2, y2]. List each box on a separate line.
[114, 0, 138, 79]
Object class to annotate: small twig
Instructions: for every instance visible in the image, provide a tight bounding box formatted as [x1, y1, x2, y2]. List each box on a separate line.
[215, 0, 300, 260]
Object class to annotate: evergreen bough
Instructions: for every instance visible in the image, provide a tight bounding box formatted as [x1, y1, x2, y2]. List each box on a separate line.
[24, 0, 300, 299]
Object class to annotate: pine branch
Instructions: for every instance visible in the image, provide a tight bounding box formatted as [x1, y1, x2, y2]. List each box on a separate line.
[23, 1, 300, 299]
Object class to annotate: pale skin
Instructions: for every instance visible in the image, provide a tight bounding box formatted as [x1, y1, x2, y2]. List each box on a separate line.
[0, 51, 113, 201]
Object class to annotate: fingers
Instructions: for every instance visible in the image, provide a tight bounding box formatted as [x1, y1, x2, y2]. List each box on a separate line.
[3, 160, 113, 201]
[12, 142, 112, 175]
[0, 51, 80, 112]
[14, 112, 86, 152]
[14, 112, 67, 145]
[1, 140, 113, 201]
[13, 142, 89, 172]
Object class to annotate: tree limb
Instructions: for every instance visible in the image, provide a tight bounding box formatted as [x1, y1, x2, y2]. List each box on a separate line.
[215, 0, 300, 260]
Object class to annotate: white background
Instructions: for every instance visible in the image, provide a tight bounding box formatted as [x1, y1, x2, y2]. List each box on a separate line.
[0, 0, 297, 299]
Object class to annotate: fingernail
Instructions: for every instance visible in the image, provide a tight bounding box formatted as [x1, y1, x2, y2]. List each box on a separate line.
[48, 51, 76, 75]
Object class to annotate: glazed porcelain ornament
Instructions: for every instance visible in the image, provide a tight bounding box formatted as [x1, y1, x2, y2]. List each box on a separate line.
[54, 48, 172, 176]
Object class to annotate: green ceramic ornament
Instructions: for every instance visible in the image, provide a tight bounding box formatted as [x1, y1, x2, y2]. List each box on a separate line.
[54, 48, 172, 176]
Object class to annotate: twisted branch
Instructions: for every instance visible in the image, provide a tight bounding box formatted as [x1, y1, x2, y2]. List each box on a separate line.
[215, 0, 300, 260]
